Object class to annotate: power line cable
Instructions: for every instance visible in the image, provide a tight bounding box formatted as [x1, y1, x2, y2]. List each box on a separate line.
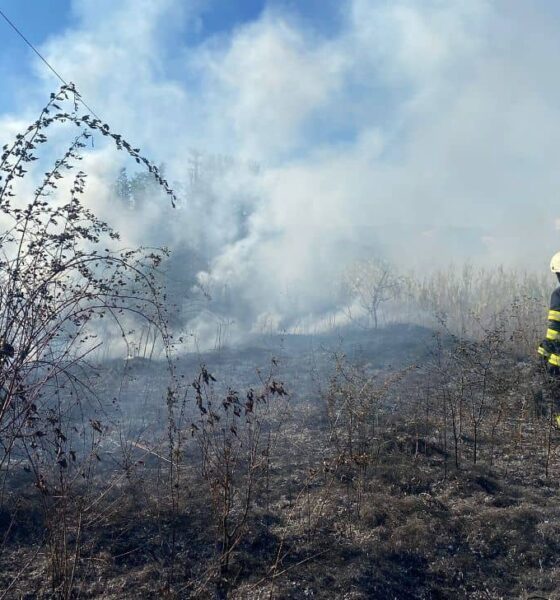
[0, 8, 101, 120]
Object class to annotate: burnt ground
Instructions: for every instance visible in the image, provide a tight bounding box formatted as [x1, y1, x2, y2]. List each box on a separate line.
[1, 324, 560, 599]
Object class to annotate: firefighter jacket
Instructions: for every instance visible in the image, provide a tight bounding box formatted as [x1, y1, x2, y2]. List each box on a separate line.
[539, 287, 560, 366]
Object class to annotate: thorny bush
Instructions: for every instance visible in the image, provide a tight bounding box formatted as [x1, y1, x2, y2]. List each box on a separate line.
[0, 84, 176, 594]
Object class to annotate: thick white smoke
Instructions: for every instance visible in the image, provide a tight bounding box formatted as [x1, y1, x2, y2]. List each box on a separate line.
[2, 0, 560, 345]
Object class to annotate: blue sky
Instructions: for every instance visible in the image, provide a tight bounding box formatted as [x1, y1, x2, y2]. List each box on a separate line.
[0, 1, 73, 110]
[0, 0, 345, 114]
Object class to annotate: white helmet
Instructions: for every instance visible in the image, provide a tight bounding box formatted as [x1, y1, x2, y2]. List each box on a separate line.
[551, 252, 560, 273]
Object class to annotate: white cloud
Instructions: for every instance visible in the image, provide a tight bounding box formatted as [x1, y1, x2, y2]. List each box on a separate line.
[197, 13, 346, 159]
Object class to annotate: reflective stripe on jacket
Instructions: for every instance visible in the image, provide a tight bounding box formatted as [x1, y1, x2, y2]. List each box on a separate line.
[539, 287, 560, 365]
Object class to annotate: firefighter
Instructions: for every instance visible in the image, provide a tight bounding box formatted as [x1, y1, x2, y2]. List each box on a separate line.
[538, 252, 560, 425]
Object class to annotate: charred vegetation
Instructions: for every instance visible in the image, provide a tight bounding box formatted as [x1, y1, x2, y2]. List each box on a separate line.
[0, 89, 558, 600]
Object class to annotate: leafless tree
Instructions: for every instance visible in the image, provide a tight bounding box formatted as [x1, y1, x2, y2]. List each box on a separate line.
[343, 258, 402, 329]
